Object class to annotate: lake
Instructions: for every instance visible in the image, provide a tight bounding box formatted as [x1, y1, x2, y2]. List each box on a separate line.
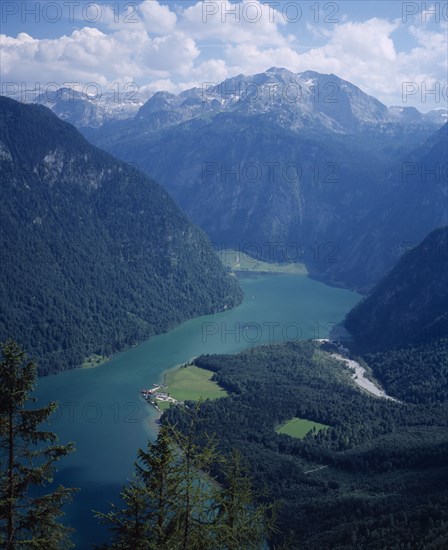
[34, 273, 360, 547]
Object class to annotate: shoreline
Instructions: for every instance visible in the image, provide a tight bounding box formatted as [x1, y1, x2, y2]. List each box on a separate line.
[141, 355, 199, 414]
[160, 355, 199, 384]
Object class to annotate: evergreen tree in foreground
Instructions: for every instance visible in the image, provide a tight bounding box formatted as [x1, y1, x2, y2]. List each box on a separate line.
[0, 340, 76, 549]
[96, 424, 181, 550]
[212, 449, 275, 549]
[97, 407, 274, 549]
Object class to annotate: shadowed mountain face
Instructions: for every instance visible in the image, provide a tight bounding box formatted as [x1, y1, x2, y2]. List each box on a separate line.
[344, 225, 448, 406]
[320, 122, 448, 288]
[77, 69, 446, 291]
[345, 226, 448, 352]
[0, 96, 242, 374]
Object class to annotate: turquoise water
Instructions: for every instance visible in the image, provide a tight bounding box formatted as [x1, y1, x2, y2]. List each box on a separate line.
[34, 273, 360, 548]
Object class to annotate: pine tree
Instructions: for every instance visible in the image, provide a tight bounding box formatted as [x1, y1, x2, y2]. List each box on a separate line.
[0, 340, 76, 549]
[168, 406, 218, 550]
[96, 424, 181, 549]
[97, 410, 217, 549]
[212, 449, 275, 549]
[95, 482, 151, 550]
[98, 404, 275, 549]
[134, 424, 182, 548]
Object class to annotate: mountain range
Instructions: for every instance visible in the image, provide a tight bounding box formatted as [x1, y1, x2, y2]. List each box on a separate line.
[3, 65, 448, 550]
[34, 69, 447, 132]
[5, 69, 445, 370]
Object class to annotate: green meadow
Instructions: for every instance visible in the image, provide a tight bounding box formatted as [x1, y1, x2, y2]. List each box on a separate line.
[162, 365, 227, 403]
[276, 417, 329, 439]
[218, 249, 308, 275]
[82, 354, 109, 369]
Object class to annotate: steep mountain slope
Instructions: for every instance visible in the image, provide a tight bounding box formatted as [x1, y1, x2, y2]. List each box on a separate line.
[345, 226, 448, 406]
[0, 96, 242, 374]
[321, 123, 448, 288]
[345, 226, 448, 351]
[85, 69, 446, 287]
[102, 115, 380, 258]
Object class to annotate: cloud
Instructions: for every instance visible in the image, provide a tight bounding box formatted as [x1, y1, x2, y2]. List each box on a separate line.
[139, 0, 177, 34]
[0, 0, 446, 110]
[180, 0, 289, 46]
[142, 32, 200, 74]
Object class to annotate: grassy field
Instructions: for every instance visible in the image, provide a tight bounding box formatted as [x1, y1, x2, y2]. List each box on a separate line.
[218, 249, 308, 275]
[82, 354, 109, 369]
[157, 400, 173, 411]
[162, 365, 227, 403]
[276, 417, 329, 439]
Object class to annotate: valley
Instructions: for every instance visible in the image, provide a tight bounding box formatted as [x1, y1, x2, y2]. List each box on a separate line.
[1, 8, 447, 544]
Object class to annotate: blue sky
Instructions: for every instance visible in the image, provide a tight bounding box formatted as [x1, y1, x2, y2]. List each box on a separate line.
[1, 0, 447, 111]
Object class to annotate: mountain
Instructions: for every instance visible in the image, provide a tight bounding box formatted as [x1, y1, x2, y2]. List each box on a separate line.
[345, 226, 448, 352]
[99, 68, 446, 135]
[84, 69, 446, 289]
[326, 124, 448, 288]
[30, 71, 447, 134]
[131, 68, 391, 134]
[33, 87, 149, 128]
[388, 106, 448, 126]
[0, 96, 242, 375]
[345, 226, 448, 405]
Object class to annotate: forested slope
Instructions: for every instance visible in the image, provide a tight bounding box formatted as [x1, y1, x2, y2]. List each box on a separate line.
[165, 342, 448, 548]
[0, 97, 242, 374]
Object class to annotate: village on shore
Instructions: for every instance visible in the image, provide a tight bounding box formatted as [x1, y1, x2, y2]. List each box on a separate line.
[141, 384, 179, 412]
